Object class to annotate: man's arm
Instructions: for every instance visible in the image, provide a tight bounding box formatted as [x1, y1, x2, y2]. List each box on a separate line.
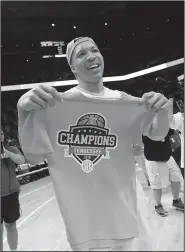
[17, 85, 61, 164]
[17, 107, 54, 165]
[132, 144, 144, 156]
[3, 146, 25, 165]
[140, 92, 172, 141]
[145, 110, 169, 141]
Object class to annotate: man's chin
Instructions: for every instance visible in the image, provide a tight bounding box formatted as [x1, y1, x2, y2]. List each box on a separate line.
[91, 72, 103, 81]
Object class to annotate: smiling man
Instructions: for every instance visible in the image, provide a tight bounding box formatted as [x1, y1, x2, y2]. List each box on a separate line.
[67, 37, 104, 93]
[17, 37, 172, 251]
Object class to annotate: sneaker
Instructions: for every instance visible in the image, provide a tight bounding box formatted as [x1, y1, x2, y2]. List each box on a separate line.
[173, 198, 184, 211]
[155, 204, 168, 217]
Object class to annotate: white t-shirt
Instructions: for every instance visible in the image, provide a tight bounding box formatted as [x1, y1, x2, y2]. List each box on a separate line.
[170, 112, 184, 168]
[19, 86, 156, 250]
[74, 86, 122, 99]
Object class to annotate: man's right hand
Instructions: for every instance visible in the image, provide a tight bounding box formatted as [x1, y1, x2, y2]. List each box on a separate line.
[17, 84, 62, 111]
[132, 144, 144, 156]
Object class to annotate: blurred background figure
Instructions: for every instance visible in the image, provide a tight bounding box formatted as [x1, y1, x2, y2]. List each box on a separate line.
[169, 97, 184, 178]
[1, 129, 25, 251]
[142, 128, 184, 217]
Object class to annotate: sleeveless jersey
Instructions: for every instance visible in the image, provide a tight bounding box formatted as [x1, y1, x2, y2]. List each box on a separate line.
[19, 87, 156, 250]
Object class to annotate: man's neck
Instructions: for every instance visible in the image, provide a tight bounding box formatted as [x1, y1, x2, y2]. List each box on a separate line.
[78, 80, 104, 94]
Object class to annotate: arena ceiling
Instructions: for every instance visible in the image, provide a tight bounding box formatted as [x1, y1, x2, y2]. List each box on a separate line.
[1, 1, 128, 19]
[2, 1, 183, 42]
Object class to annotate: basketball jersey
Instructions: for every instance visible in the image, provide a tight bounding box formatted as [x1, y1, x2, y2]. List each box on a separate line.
[19, 86, 156, 250]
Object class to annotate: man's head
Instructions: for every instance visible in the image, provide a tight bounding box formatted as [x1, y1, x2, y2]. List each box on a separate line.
[66, 37, 104, 84]
[1, 130, 4, 142]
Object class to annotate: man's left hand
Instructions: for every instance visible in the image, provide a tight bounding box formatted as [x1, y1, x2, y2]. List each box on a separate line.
[3, 146, 9, 157]
[132, 144, 143, 156]
[140, 92, 172, 112]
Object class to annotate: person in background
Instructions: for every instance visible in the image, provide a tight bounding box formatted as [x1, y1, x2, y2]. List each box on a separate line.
[142, 128, 184, 217]
[1, 130, 25, 251]
[169, 105, 184, 178]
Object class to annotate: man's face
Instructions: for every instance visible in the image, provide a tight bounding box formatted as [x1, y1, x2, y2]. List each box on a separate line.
[1, 131, 4, 142]
[71, 41, 104, 83]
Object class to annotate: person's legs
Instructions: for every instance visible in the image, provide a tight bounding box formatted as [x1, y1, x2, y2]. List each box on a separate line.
[168, 156, 184, 211]
[152, 188, 162, 205]
[5, 222, 18, 251]
[171, 181, 181, 200]
[145, 160, 169, 216]
[3, 192, 20, 251]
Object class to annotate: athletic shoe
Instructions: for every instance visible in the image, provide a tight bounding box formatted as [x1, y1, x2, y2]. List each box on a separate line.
[173, 198, 184, 211]
[155, 204, 168, 217]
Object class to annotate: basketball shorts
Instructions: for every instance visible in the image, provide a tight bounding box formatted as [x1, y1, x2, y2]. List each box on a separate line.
[1, 192, 20, 224]
[145, 156, 181, 189]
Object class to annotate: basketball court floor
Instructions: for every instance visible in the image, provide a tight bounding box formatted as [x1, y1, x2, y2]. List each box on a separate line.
[3, 172, 184, 251]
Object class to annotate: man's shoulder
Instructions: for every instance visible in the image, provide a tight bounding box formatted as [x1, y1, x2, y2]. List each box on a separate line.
[104, 87, 140, 101]
[63, 86, 78, 94]
[62, 86, 82, 100]
[62, 86, 80, 96]
[103, 87, 121, 98]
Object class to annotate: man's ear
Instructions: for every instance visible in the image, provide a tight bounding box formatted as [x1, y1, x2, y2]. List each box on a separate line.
[70, 65, 78, 79]
[70, 65, 76, 74]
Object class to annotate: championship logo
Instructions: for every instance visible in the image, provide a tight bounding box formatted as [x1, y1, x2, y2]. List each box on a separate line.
[57, 113, 118, 173]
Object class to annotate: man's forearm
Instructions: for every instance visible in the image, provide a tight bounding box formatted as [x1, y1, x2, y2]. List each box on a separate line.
[146, 111, 169, 140]
[4, 149, 25, 165]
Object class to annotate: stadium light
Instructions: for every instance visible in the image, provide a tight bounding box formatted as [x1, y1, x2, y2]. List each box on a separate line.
[55, 54, 66, 58]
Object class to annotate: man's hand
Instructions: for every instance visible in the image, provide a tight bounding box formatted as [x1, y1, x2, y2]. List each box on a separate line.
[132, 144, 144, 156]
[2, 146, 9, 158]
[3, 146, 25, 164]
[140, 92, 172, 112]
[17, 85, 62, 111]
[3, 146, 9, 156]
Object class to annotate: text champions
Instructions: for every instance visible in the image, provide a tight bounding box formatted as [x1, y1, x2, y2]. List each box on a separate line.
[58, 131, 117, 147]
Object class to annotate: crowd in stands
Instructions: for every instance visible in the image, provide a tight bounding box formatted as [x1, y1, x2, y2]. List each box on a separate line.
[1, 47, 182, 86]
